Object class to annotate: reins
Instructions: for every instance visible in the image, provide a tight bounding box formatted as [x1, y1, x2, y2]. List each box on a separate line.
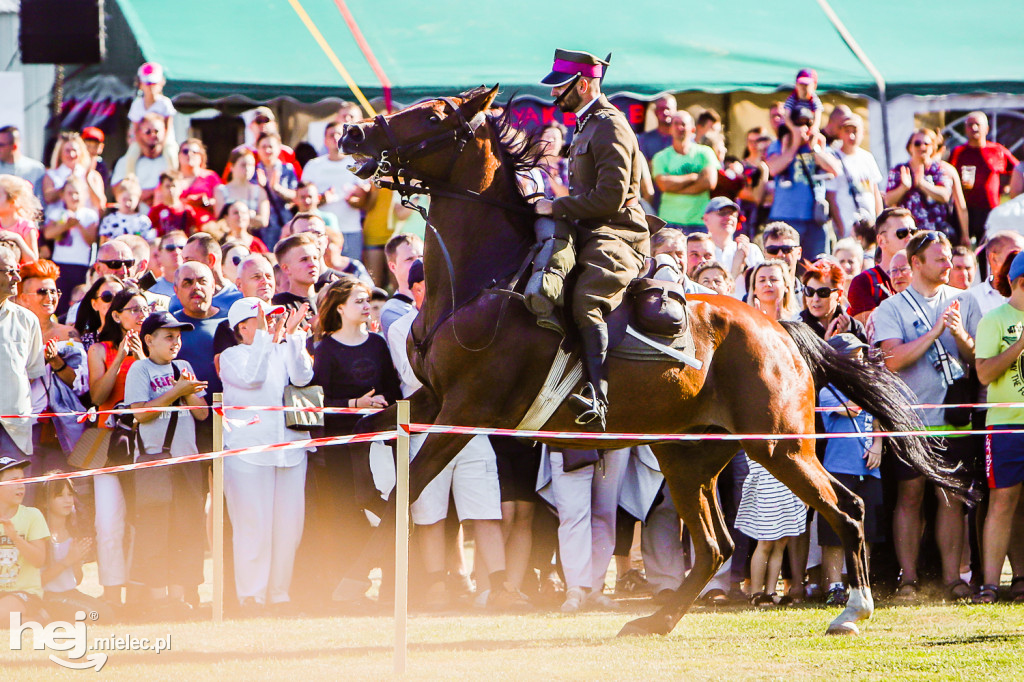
[367, 98, 538, 354]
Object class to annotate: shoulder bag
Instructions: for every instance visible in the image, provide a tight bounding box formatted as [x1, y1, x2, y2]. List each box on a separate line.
[284, 383, 324, 430]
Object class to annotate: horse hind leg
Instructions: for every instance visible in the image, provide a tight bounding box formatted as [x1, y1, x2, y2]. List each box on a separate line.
[744, 438, 873, 635]
[619, 442, 736, 637]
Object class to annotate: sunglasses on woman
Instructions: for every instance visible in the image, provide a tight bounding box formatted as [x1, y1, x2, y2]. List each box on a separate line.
[765, 244, 796, 256]
[98, 290, 117, 303]
[804, 285, 838, 299]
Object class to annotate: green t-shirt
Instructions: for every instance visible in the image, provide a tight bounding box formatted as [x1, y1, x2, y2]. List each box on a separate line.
[0, 505, 50, 597]
[975, 302, 1024, 426]
[651, 144, 719, 226]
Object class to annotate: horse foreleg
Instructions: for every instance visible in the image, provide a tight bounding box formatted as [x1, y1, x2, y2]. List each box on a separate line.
[619, 442, 736, 637]
[745, 438, 873, 635]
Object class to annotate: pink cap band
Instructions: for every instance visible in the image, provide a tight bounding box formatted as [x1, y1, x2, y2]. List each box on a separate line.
[552, 58, 603, 78]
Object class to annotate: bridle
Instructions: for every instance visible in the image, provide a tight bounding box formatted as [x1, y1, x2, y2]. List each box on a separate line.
[371, 96, 477, 183]
[366, 97, 538, 216]
[360, 97, 539, 354]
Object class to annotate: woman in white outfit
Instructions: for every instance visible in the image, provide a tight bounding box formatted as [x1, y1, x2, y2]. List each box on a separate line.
[547, 447, 630, 612]
[219, 297, 313, 611]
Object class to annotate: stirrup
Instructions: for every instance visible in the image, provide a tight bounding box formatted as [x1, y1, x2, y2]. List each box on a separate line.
[569, 384, 607, 429]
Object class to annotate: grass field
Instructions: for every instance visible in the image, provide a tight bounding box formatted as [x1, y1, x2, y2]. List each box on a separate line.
[4, 595, 1024, 680]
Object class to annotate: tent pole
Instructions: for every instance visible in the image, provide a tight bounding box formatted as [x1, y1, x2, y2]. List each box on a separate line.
[815, 0, 892, 172]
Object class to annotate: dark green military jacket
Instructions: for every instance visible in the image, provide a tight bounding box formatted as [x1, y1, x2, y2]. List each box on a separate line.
[551, 94, 649, 246]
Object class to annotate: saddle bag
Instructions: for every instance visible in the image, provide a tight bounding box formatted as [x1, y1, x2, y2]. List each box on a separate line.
[628, 277, 688, 337]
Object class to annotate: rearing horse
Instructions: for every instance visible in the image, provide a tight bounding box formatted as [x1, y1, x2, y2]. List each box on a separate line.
[340, 86, 975, 636]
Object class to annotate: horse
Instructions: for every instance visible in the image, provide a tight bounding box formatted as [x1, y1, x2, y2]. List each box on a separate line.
[339, 86, 976, 636]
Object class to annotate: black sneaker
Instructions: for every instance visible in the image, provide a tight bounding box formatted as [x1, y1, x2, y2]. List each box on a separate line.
[824, 585, 848, 607]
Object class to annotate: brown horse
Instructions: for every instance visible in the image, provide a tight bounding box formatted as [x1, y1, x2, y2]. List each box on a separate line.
[340, 86, 975, 636]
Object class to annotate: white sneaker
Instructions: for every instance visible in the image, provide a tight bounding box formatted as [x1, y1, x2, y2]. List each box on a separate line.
[473, 589, 490, 610]
[560, 586, 586, 613]
[586, 591, 619, 611]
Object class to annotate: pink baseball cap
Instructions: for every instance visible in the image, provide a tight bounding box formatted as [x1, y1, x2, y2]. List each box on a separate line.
[796, 68, 818, 85]
[138, 62, 164, 85]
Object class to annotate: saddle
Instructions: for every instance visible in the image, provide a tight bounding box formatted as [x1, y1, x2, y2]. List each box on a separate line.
[606, 273, 697, 363]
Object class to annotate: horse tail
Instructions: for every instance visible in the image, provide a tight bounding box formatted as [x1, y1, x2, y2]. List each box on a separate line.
[780, 320, 981, 505]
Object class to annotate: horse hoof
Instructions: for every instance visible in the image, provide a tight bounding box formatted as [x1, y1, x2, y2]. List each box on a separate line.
[826, 621, 860, 636]
[617, 616, 669, 637]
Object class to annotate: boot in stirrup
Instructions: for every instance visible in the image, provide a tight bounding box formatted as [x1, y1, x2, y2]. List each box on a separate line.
[569, 323, 609, 429]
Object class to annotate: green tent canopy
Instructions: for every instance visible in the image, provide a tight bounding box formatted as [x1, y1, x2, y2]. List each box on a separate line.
[103, 0, 1024, 104]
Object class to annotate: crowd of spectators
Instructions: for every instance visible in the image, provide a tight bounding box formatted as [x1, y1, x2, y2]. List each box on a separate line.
[3, 62, 1024, 625]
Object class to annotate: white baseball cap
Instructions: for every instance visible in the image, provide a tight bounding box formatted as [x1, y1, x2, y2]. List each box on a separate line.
[228, 297, 285, 329]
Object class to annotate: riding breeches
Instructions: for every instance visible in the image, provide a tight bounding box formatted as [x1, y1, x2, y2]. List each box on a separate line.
[572, 231, 646, 329]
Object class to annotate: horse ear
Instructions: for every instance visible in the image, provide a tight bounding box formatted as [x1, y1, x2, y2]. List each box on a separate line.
[460, 84, 499, 120]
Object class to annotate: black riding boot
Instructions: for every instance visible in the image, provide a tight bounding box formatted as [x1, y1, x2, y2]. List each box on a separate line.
[569, 323, 609, 429]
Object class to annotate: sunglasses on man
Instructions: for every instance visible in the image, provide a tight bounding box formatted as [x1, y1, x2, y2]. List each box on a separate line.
[99, 259, 135, 270]
[894, 227, 918, 240]
[162, 243, 185, 252]
[765, 244, 797, 256]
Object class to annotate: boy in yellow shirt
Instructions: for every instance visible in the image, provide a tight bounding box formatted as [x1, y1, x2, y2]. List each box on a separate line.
[1, 456, 51, 623]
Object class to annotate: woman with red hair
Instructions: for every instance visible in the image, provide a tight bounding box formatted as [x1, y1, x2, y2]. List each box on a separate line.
[16, 259, 79, 349]
[799, 259, 868, 342]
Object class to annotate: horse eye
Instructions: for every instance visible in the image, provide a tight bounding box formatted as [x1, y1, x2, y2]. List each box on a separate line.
[428, 114, 441, 124]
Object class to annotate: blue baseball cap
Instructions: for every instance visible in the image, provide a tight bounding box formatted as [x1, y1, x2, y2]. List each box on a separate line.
[1009, 251, 1024, 283]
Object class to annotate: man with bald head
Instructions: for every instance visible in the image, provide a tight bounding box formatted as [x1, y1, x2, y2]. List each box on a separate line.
[94, 240, 135, 280]
[170, 232, 242, 313]
[173, 261, 228, 413]
[950, 112, 1020, 242]
[652, 110, 719, 233]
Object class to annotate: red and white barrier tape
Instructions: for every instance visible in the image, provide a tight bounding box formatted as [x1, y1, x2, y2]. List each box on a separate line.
[408, 423, 1012, 442]
[0, 404, 383, 423]
[4, 400, 1022, 422]
[0, 430, 396, 487]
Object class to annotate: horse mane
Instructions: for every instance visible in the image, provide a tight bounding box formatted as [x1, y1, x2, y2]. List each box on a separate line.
[457, 87, 545, 205]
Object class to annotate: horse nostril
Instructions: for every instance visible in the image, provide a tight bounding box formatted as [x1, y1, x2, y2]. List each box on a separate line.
[343, 124, 364, 145]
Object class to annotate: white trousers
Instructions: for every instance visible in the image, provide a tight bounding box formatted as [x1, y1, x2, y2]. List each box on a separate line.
[549, 447, 629, 591]
[94, 473, 126, 587]
[224, 456, 307, 605]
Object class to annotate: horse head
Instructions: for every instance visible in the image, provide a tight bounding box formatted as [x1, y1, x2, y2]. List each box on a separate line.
[341, 85, 499, 184]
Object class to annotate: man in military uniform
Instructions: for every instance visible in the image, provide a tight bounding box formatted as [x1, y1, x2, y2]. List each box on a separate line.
[529, 49, 652, 429]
